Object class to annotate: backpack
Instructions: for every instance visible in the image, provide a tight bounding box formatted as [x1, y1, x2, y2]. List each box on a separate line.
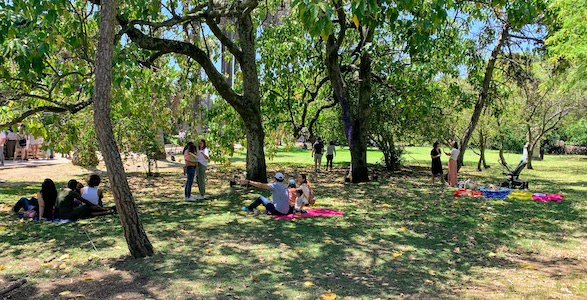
[308, 187, 316, 205]
[18, 134, 26, 147]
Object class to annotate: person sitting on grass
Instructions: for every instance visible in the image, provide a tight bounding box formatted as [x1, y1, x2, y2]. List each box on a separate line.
[287, 179, 297, 209]
[294, 174, 312, 214]
[13, 178, 58, 220]
[241, 172, 293, 216]
[80, 174, 105, 207]
[58, 179, 115, 220]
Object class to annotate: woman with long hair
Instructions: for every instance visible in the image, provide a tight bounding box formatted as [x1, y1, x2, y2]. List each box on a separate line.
[444, 141, 460, 187]
[13, 178, 58, 220]
[184, 143, 198, 201]
[195, 139, 210, 200]
[430, 141, 445, 185]
[294, 174, 312, 213]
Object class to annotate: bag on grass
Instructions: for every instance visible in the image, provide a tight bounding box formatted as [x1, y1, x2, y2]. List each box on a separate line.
[308, 187, 316, 205]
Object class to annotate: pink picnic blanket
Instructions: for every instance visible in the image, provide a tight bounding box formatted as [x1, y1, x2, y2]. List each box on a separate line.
[532, 193, 564, 202]
[273, 208, 344, 220]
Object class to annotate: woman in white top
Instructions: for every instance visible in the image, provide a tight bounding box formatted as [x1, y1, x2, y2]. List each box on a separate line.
[195, 139, 210, 200]
[294, 174, 312, 213]
[444, 141, 460, 187]
[28, 135, 43, 159]
[81, 174, 104, 207]
[326, 141, 336, 171]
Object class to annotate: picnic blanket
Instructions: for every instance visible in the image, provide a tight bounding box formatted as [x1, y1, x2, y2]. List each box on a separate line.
[532, 193, 564, 202]
[453, 189, 483, 198]
[273, 208, 344, 220]
[507, 191, 533, 201]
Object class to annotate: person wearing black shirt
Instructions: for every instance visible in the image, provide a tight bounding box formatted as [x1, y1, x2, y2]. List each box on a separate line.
[430, 141, 446, 185]
[311, 137, 324, 173]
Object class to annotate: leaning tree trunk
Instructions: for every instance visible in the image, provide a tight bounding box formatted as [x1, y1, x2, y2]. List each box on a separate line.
[94, 0, 154, 258]
[458, 24, 509, 170]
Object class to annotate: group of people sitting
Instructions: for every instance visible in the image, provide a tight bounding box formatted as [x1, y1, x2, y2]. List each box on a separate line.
[241, 172, 315, 215]
[12, 175, 116, 221]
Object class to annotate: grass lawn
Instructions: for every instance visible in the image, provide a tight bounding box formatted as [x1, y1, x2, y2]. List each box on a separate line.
[0, 146, 586, 299]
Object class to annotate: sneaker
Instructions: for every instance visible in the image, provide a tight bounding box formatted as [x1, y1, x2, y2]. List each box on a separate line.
[185, 197, 196, 202]
[241, 206, 253, 213]
[195, 195, 204, 200]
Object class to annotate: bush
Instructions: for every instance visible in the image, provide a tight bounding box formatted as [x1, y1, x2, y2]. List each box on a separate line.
[563, 118, 587, 146]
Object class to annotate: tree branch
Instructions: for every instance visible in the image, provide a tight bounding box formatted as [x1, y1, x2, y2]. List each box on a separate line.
[509, 33, 544, 44]
[117, 15, 242, 108]
[205, 17, 243, 62]
[0, 98, 94, 128]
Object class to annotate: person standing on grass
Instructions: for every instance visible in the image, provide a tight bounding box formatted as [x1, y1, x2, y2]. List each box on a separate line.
[520, 142, 529, 163]
[311, 137, 324, 173]
[241, 172, 293, 215]
[182, 142, 197, 176]
[444, 141, 460, 187]
[430, 141, 446, 185]
[326, 141, 336, 171]
[184, 143, 198, 201]
[195, 139, 210, 200]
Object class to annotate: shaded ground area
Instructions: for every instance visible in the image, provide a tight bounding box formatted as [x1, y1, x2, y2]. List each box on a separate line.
[0, 156, 586, 299]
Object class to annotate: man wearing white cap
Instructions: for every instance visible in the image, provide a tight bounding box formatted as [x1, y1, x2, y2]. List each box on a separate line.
[241, 172, 292, 215]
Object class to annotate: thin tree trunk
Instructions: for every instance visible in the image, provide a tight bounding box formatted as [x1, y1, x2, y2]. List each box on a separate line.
[94, 0, 154, 258]
[477, 130, 484, 171]
[458, 24, 509, 170]
[496, 118, 507, 167]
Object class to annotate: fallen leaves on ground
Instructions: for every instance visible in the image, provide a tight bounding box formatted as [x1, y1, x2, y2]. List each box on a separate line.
[321, 292, 337, 300]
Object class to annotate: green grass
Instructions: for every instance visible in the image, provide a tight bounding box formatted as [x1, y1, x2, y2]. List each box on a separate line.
[0, 147, 586, 299]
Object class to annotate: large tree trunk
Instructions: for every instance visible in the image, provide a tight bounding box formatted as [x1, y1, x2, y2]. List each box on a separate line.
[94, 0, 154, 258]
[351, 26, 375, 182]
[237, 12, 267, 182]
[324, 20, 371, 183]
[458, 24, 509, 170]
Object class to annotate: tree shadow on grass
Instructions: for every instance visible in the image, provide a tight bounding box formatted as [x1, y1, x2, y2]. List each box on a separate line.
[1, 164, 586, 299]
[1, 271, 159, 300]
